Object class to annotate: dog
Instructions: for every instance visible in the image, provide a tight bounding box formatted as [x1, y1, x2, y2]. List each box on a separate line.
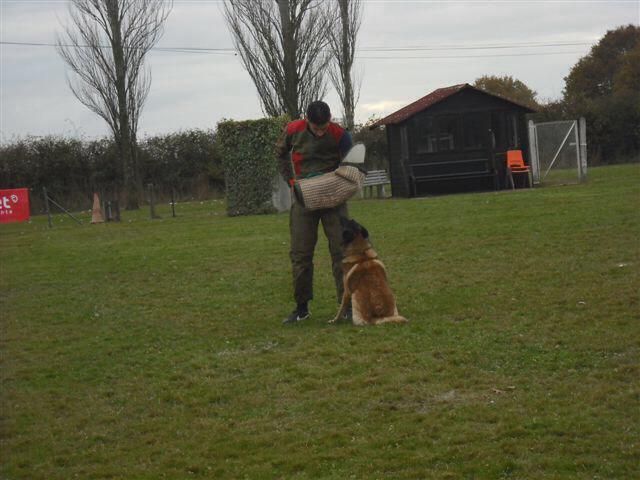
[330, 218, 408, 326]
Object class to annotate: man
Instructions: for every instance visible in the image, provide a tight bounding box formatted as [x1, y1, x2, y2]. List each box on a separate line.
[276, 101, 353, 324]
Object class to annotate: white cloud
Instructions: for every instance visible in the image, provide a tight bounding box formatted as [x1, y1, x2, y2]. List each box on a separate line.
[1, 0, 638, 139]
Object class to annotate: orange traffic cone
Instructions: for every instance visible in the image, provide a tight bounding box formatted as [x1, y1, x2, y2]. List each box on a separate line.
[91, 192, 104, 224]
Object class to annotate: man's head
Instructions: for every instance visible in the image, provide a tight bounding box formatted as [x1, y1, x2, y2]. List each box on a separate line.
[306, 101, 331, 137]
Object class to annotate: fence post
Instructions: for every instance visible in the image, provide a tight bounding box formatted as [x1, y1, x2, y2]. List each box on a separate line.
[579, 117, 588, 182]
[148, 183, 160, 219]
[528, 120, 540, 184]
[43, 187, 52, 228]
[171, 187, 176, 218]
[114, 186, 121, 222]
[113, 199, 121, 222]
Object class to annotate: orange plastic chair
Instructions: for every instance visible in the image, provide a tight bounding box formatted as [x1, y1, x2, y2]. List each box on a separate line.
[506, 150, 532, 189]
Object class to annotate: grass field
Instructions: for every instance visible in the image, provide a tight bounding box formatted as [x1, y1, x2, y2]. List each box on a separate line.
[1, 164, 639, 479]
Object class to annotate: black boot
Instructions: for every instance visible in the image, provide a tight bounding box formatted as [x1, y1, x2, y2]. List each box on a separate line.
[282, 302, 310, 324]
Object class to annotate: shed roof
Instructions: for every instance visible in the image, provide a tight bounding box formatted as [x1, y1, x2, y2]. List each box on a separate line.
[370, 83, 536, 128]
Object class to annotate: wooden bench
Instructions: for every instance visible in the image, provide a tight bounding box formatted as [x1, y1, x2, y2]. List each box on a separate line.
[361, 170, 389, 198]
[409, 159, 498, 194]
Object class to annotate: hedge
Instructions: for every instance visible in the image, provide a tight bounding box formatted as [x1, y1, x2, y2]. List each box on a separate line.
[0, 130, 223, 212]
[217, 117, 288, 217]
[138, 129, 224, 200]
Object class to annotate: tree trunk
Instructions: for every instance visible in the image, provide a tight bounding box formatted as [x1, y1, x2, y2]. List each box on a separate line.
[58, 0, 171, 210]
[339, 0, 354, 130]
[278, 0, 299, 118]
[107, 0, 140, 209]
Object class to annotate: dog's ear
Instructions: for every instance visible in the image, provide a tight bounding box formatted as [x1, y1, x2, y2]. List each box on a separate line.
[360, 226, 369, 239]
[343, 228, 355, 244]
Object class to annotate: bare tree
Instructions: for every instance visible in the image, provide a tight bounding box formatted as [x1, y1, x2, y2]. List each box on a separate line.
[57, 0, 172, 209]
[328, 0, 362, 131]
[224, 0, 334, 119]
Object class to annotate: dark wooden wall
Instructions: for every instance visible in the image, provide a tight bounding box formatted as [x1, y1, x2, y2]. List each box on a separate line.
[386, 89, 532, 197]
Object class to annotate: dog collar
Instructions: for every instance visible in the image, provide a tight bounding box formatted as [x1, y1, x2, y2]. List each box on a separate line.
[342, 247, 377, 264]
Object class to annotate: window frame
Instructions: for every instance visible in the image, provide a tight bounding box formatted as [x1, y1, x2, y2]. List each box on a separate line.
[461, 112, 487, 151]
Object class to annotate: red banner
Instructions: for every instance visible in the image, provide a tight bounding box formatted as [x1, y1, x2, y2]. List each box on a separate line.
[0, 188, 30, 223]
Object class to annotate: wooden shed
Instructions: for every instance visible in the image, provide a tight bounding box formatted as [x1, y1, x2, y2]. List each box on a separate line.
[371, 83, 536, 196]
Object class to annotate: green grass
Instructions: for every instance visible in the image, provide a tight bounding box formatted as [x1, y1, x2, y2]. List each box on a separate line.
[1, 164, 639, 479]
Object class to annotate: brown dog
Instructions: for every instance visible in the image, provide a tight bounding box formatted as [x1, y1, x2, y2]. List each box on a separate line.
[330, 218, 408, 326]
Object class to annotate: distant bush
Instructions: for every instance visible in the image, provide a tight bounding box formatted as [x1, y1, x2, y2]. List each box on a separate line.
[0, 136, 90, 212]
[217, 117, 288, 216]
[139, 129, 223, 200]
[0, 129, 223, 212]
[352, 117, 388, 171]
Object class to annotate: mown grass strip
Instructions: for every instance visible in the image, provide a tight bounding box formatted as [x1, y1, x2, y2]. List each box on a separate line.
[1, 164, 638, 479]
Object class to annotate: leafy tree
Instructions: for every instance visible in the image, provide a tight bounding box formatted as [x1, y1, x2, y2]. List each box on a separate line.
[563, 24, 640, 163]
[614, 42, 640, 95]
[474, 75, 539, 109]
[564, 24, 639, 103]
[473, 75, 539, 109]
[531, 99, 570, 123]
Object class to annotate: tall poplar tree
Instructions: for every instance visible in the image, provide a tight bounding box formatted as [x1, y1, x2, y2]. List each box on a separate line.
[58, 0, 172, 208]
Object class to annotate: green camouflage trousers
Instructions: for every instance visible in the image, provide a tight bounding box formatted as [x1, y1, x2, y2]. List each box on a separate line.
[289, 195, 348, 304]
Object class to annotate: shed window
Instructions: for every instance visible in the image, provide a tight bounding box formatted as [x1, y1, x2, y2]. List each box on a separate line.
[437, 115, 458, 151]
[491, 112, 507, 149]
[463, 113, 485, 149]
[419, 117, 437, 153]
[507, 113, 519, 148]
[418, 115, 460, 153]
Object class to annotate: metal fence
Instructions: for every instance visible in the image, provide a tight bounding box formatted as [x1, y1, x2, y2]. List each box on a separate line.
[528, 118, 587, 186]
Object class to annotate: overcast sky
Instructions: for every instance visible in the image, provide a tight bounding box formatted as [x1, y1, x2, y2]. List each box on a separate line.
[1, 0, 638, 141]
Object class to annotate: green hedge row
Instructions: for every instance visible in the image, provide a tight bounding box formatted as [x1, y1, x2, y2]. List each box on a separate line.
[217, 117, 288, 216]
[0, 120, 391, 216]
[0, 130, 223, 212]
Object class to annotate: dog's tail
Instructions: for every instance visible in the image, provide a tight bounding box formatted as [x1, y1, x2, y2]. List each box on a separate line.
[373, 315, 408, 325]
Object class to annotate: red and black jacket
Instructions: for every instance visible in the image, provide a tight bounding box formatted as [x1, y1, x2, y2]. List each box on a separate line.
[276, 119, 353, 184]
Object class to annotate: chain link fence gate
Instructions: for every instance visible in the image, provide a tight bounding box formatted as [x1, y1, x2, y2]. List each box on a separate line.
[528, 118, 587, 186]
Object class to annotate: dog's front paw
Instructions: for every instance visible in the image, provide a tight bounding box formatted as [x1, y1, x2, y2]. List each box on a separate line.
[328, 317, 339, 324]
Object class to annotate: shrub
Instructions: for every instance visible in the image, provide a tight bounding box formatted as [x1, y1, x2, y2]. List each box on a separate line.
[0, 129, 223, 213]
[139, 129, 223, 200]
[217, 117, 288, 216]
[0, 136, 89, 212]
[353, 116, 388, 171]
